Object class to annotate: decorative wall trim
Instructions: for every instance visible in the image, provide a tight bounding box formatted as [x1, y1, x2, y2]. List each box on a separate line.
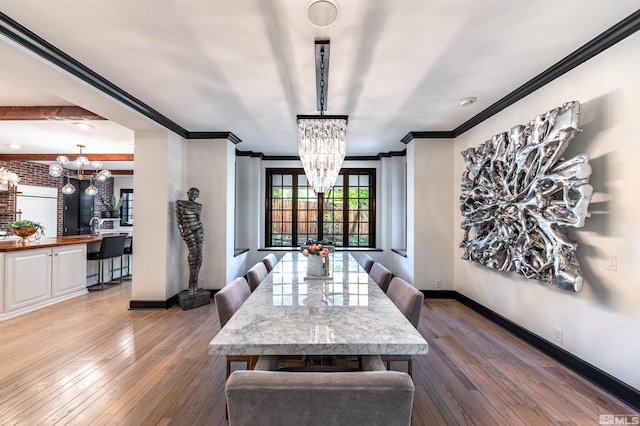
[0, 12, 188, 138]
[421, 290, 640, 411]
[235, 149, 406, 161]
[0, 12, 240, 143]
[453, 9, 640, 137]
[187, 132, 242, 144]
[401, 131, 455, 144]
[3, 9, 639, 149]
[401, 10, 640, 143]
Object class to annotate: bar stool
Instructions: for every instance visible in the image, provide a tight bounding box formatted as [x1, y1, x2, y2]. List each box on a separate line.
[122, 240, 133, 277]
[87, 235, 126, 289]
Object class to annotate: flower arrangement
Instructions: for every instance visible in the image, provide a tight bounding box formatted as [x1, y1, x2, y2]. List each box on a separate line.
[0, 167, 20, 187]
[302, 243, 329, 258]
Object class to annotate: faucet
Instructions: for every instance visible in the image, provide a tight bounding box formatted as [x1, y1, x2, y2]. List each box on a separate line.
[89, 216, 102, 235]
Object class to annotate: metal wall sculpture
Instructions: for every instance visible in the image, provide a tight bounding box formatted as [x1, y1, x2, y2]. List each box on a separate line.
[459, 101, 592, 292]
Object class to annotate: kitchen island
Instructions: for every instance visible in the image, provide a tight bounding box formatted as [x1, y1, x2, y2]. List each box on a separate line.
[0, 234, 131, 321]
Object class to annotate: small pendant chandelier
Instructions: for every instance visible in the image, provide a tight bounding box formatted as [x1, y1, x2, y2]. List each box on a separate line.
[297, 40, 347, 194]
[49, 144, 112, 196]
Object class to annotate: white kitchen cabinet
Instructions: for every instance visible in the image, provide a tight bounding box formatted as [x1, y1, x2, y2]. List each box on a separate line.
[2, 244, 87, 318]
[51, 244, 87, 298]
[5, 248, 51, 313]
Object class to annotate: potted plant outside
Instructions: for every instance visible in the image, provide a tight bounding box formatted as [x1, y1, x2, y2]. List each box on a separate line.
[4, 219, 46, 244]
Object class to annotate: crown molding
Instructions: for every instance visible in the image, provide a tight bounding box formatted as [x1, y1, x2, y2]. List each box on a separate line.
[235, 148, 405, 161]
[0, 12, 189, 138]
[186, 131, 242, 144]
[3, 9, 639, 151]
[452, 8, 640, 137]
[400, 131, 455, 144]
[402, 9, 640, 142]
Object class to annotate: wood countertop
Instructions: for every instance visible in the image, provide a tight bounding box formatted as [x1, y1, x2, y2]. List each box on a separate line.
[0, 234, 130, 252]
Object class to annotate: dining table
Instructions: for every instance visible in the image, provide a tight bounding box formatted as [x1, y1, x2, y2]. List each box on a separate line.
[208, 251, 429, 357]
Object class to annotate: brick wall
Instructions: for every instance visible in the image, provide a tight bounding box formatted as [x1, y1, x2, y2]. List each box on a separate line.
[0, 161, 114, 236]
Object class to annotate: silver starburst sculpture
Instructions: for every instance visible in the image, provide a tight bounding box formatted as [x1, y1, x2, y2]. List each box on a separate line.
[460, 101, 592, 292]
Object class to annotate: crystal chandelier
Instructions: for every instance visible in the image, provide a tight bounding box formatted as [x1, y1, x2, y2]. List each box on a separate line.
[297, 40, 347, 194]
[49, 144, 111, 196]
[298, 116, 347, 194]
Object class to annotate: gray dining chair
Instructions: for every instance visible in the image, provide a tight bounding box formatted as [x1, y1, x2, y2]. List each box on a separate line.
[214, 277, 254, 379]
[246, 262, 268, 292]
[358, 253, 375, 273]
[369, 262, 392, 293]
[226, 355, 414, 426]
[262, 253, 278, 273]
[381, 277, 424, 377]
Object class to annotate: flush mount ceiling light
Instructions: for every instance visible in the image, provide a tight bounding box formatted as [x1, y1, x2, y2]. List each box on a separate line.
[298, 40, 348, 194]
[307, 0, 340, 27]
[49, 144, 111, 196]
[458, 97, 477, 107]
[73, 122, 94, 130]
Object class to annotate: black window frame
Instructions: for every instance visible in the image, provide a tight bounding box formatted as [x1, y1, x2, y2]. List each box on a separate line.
[265, 168, 376, 248]
[119, 188, 133, 227]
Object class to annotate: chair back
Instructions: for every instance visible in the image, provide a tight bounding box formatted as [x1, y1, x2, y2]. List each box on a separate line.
[358, 253, 374, 273]
[226, 370, 414, 426]
[262, 253, 278, 273]
[386, 277, 424, 328]
[247, 262, 268, 292]
[215, 277, 251, 327]
[369, 262, 392, 293]
[97, 235, 126, 259]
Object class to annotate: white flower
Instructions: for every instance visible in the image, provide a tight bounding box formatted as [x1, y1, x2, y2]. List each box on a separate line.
[0, 167, 20, 187]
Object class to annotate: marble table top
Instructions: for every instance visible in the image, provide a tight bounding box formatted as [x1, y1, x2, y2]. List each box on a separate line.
[208, 252, 429, 356]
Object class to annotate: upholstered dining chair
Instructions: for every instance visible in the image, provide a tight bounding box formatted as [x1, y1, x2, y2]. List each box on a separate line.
[214, 277, 254, 380]
[369, 262, 393, 293]
[246, 262, 268, 292]
[262, 253, 278, 273]
[358, 253, 375, 273]
[381, 277, 424, 377]
[225, 355, 414, 426]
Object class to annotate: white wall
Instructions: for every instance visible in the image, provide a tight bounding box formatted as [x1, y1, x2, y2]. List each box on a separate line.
[131, 130, 185, 301]
[452, 32, 640, 390]
[404, 138, 455, 290]
[186, 138, 243, 289]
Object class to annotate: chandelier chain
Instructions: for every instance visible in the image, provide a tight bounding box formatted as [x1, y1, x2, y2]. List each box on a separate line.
[319, 47, 326, 115]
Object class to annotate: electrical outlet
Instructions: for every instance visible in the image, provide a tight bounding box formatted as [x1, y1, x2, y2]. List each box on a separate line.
[553, 327, 563, 344]
[436, 279, 443, 289]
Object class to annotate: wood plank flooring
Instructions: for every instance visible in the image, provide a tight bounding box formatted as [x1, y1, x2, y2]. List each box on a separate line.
[0, 280, 636, 425]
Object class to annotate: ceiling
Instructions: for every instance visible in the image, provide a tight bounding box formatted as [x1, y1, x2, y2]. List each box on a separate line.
[0, 1, 638, 169]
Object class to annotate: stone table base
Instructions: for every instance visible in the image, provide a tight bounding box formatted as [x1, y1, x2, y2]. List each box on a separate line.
[177, 289, 210, 310]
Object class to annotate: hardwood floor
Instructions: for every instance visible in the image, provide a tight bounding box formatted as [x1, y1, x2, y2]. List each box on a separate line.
[0, 280, 636, 425]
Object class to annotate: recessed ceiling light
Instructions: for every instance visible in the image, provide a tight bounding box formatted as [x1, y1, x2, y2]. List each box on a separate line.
[308, 0, 340, 27]
[73, 122, 94, 130]
[8, 143, 21, 150]
[457, 97, 477, 107]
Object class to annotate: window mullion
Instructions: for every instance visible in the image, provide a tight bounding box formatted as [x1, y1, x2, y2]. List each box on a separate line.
[342, 172, 348, 247]
[292, 171, 298, 247]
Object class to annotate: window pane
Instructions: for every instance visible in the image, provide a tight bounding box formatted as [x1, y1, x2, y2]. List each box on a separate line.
[267, 169, 374, 248]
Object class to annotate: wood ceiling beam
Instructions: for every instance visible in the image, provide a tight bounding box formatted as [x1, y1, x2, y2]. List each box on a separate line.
[0, 106, 106, 121]
[110, 170, 134, 175]
[0, 153, 133, 161]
